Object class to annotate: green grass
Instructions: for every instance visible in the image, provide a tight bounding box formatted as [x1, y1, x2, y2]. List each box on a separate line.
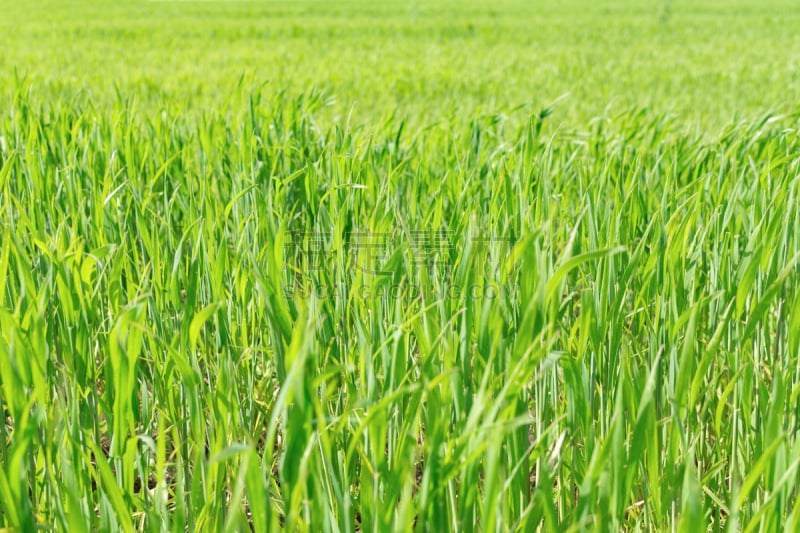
[2, 0, 800, 128]
[2, 1, 800, 531]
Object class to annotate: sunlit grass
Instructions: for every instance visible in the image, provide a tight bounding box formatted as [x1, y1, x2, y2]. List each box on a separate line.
[2, 83, 800, 530]
[3, 1, 800, 531]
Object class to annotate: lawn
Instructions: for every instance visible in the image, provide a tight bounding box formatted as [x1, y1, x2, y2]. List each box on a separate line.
[1, 0, 800, 531]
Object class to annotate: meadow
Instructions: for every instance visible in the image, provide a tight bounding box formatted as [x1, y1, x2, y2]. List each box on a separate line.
[2, 0, 800, 531]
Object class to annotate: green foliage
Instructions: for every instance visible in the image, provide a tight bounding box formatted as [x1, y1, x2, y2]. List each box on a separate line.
[2, 1, 800, 531]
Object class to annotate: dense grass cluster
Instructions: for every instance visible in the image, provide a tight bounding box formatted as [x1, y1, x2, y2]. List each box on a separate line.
[3, 87, 800, 531]
[3, 0, 800, 531]
[2, 0, 800, 128]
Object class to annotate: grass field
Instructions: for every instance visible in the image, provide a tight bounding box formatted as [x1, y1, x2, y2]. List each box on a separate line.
[2, 0, 800, 531]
